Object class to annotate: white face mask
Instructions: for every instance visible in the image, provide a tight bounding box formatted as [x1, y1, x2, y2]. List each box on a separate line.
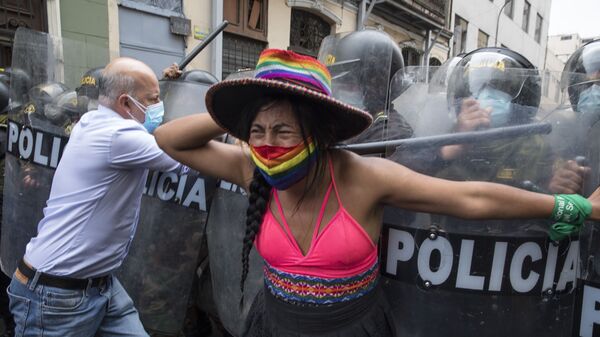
[126, 95, 164, 133]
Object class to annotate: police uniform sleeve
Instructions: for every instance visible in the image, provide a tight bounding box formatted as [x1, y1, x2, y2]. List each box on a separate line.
[109, 125, 184, 173]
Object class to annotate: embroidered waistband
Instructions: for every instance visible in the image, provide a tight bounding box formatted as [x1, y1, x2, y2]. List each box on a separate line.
[263, 261, 379, 305]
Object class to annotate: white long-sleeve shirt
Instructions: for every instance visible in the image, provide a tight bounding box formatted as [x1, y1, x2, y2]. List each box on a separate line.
[24, 105, 183, 278]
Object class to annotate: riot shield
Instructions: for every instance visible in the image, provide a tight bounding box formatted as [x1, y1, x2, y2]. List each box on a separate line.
[380, 66, 588, 337]
[159, 69, 218, 123]
[562, 73, 600, 337]
[206, 178, 264, 337]
[116, 77, 218, 335]
[1, 28, 99, 275]
[204, 70, 263, 337]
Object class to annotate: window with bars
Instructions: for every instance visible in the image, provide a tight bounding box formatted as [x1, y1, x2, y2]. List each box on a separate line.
[222, 32, 266, 79]
[429, 57, 442, 66]
[0, 0, 47, 67]
[289, 9, 331, 57]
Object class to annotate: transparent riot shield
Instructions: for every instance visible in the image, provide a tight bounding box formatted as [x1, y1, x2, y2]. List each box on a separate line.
[380, 66, 587, 337]
[159, 71, 216, 123]
[561, 71, 600, 337]
[204, 70, 263, 337]
[317, 30, 398, 144]
[116, 77, 218, 334]
[1, 28, 101, 275]
[206, 177, 264, 337]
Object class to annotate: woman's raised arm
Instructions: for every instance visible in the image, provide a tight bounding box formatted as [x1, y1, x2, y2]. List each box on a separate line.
[358, 155, 600, 222]
[154, 113, 253, 188]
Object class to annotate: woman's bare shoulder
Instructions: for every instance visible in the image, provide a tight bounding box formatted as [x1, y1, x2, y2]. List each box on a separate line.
[330, 150, 389, 189]
[332, 149, 401, 175]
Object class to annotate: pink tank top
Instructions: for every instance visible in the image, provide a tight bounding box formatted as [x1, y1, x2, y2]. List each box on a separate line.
[255, 159, 378, 279]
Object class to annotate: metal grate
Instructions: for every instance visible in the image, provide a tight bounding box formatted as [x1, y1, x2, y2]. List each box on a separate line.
[126, 0, 182, 12]
[222, 32, 266, 79]
[289, 9, 331, 57]
[0, 0, 46, 67]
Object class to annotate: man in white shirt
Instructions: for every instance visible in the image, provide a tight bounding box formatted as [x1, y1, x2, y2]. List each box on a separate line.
[6, 57, 184, 336]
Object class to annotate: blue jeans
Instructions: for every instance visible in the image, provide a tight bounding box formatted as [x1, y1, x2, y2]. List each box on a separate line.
[7, 273, 149, 337]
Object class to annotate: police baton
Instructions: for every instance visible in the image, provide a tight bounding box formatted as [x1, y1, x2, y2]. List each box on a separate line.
[337, 122, 553, 155]
[177, 20, 229, 70]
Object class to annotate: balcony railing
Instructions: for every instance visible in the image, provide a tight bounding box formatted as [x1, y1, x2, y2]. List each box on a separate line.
[372, 0, 451, 32]
[400, 0, 447, 24]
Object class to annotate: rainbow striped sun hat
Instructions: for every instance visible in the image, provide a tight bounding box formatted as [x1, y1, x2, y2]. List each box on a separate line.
[205, 49, 372, 142]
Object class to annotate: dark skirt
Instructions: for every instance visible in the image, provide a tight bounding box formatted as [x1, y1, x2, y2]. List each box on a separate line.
[243, 283, 397, 337]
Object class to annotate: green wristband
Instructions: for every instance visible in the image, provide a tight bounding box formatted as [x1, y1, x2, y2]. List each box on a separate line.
[549, 194, 592, 241]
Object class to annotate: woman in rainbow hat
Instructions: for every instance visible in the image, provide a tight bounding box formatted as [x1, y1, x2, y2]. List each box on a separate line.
[155, 49, 600, 336]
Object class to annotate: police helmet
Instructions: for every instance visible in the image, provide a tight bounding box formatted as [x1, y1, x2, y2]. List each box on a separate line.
[0, 78, 8, 114]
[44, 90, 80, 127]
[76, 67, 103, 113]
[2, 67, 32, 108]
[561, 39, 600, 111]
[327, 29, 404, 115]
[447, 47, 541, 124]
[22, 82, 69, 120]
[428, 54, 466, 94]
[177, 69, 219, 85]
[76, 67, 102, 99]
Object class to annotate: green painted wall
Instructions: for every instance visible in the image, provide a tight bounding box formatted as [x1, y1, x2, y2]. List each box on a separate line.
[60, 0, 109, 89]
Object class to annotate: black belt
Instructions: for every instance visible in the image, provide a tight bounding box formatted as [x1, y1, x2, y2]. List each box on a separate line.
[18, 259, 109, 290]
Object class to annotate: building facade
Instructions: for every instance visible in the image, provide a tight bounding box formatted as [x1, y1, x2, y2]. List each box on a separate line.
[547, 33, 600, 68]
[451, 0, 552, 69]
[542, 34, 600, 105]
[1, 0, 455, 85]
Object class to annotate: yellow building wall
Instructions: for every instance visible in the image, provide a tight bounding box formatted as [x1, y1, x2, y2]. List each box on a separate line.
[184, 0, 213, 72]
[322, 1, 357, 34]
[267, 0, 292, 49]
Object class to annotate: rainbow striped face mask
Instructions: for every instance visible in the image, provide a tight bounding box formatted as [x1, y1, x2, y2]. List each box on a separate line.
[250, 139, 317, 190]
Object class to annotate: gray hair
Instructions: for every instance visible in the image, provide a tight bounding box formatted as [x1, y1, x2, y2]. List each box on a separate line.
[98, 70, 136, 106]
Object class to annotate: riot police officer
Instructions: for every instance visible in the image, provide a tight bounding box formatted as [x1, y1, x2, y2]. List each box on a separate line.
[436, 47, 552, 188]
[408, 47, 583, 194]
[323, 28, 413, 143]
[376, 46, 592, 337]
[2, 68, 31, 113]
[15, 83, 71, 191]
[76, 66, 103, 114]
[562, 39, 600, 337]
[563, 39, 600, 120]
[45, 90, 81, 135]
[20, 82, 70, 132]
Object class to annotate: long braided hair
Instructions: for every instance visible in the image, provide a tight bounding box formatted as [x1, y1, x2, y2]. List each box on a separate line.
[237, 95, 336, 306]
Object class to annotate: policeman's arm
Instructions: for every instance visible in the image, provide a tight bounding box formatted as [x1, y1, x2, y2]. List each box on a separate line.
[162, 63, 182, 80]
[361, 155, 567, 220]
[154, 113, 253, 189]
